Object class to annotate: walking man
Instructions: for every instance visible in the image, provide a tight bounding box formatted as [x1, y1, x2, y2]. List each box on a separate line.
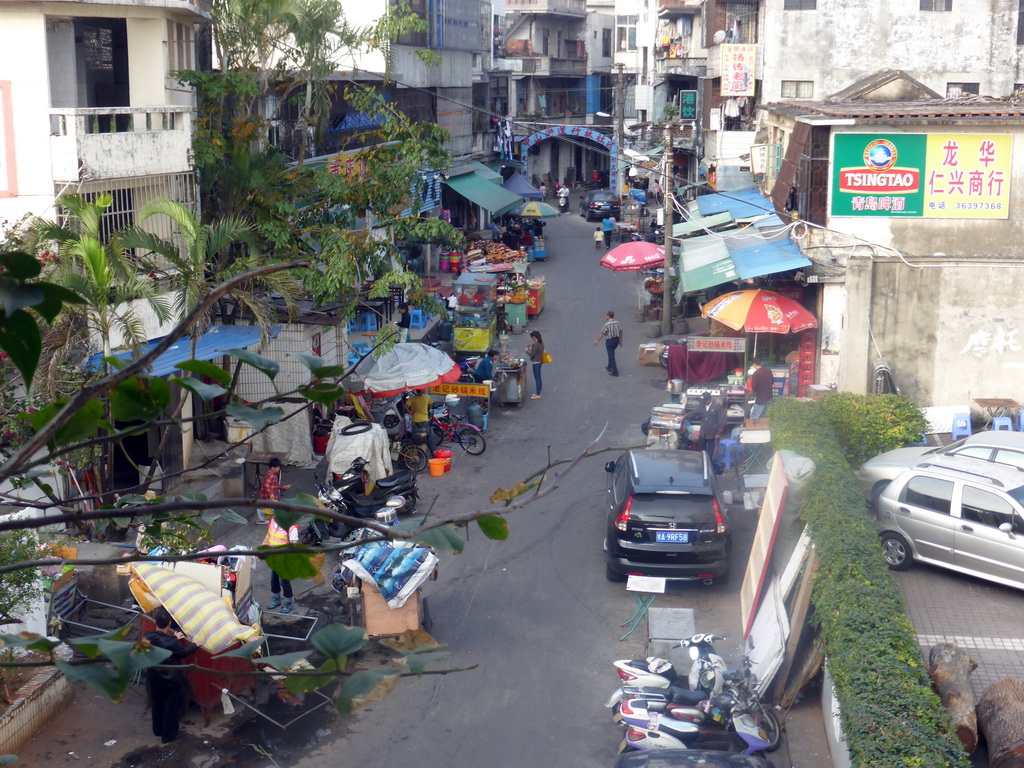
[601, 215, 615, 248]
[594, 311, 623, 376]
[692, 392, 727, 468]
[257, 457, 289, 524]
[145, 607, 197, 744]
[748, 362, 774, 418]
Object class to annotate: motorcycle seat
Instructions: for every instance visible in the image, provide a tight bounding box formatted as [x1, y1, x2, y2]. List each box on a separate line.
[668, 687, 706, 706]
[377, 471, 412, 488]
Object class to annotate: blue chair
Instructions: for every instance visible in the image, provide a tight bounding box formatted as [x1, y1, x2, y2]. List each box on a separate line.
[346, 317, 358, 332]
[718, 439, 740, 469]
[993, 416, 1014, 432]
[357, 313, 379, 331]
[951, 414, 972, 440]
[409, 309, 426, 329]
[351, 342, 370, 357]
[1018, 411, 1024, 432]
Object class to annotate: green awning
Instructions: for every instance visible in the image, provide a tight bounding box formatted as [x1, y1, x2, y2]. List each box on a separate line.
[672, 212, 735, 238]
[468, 161, 503, 182]
[444, 170, 524, 214]
[676, 235, 736, 298]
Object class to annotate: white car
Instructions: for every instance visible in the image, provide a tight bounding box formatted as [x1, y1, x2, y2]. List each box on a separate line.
[856, 430, 1024, 506]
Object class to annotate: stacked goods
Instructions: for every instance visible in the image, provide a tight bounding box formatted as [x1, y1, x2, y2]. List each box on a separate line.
[644, 276, 664, 295]
[506, 285, 528, 304]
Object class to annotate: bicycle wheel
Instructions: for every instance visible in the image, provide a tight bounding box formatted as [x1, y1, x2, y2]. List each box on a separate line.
[399, 444, 428, 473]
[430, 423, 447, 444]
[456, 428, 486, 455]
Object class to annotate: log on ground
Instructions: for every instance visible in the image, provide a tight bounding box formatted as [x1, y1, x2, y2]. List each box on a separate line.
[928, 642, 978, 753]
[977, 678, 1024, 768]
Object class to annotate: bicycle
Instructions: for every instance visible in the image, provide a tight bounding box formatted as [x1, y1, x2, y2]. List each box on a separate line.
[391, 435, 428, 472]
[430, 413, 486, 455]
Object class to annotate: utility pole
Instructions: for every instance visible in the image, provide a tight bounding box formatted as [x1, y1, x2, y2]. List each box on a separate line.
[614, 62, 625, 194]
[661, 123, 674, 336]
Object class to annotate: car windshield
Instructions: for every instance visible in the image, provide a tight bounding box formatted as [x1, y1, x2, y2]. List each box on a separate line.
[631, 493, 715, 524]
[591, 193, 615, 201]
[934, 437, 969, 454]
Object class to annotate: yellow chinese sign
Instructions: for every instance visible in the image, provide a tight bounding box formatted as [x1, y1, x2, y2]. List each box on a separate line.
[720, 45, 756, 97]
[431, 382, 490, 398]
[923, 134, 1011, 219]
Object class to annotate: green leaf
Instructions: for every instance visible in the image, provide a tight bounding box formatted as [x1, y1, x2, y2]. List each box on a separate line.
[300, 383, 346, 406]
[54, 660, 127, 700]
[34, 282, 84, 321]
[226, 348, 279, 380]
[218, 509, 248, 525]
[53, 400, 106, 446]
[100, 356, 129, 371]
[68, 626, 130, 659]
[335, 669, 400, 714]
[476, 514, 509, 541]
[0, 252, 42, 280]
[226, 403, 284, 431]
[290, 352, 324, 371]
[110, 376, 171, 422]
[311, 365, 347, 379]
[0, 633, 62, 653]
[262, 548, 319, 581]
[0, 309, 42, 387]
[214, 638, 264, 659]
[257, 650, 312, 671]
[311, 624, 367, 661]
[392, 520, 465, 553]
[175, 377, 229, 403]
[0, 282, 43, 314]
[176, 359, 232, 386]
[399, 649, 450, 676]
[284, 657, 337, 694]
[99, 637, 171, 676]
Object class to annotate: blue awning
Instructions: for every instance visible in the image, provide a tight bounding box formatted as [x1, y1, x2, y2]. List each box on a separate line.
[89, 325, 278, 378]
[677, 231, 811, 297]
[729, 238, 811, 280]
[695, 186, 775, 220]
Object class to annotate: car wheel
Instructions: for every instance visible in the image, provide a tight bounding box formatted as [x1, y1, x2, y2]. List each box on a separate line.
[606, 564, 626, 582]
[880, 532, 913, 570]
[714, 567, 731, 586]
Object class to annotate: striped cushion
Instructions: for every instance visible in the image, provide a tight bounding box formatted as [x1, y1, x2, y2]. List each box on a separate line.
[130, 563, 261, 653]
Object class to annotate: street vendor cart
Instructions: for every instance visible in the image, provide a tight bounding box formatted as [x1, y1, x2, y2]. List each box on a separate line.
[453, 273, 498, 355]
[494, 356, 528, 406]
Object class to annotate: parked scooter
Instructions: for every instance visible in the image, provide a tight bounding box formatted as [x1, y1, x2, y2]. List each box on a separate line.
[630, 226, 664, 243]
[331, 456, 419, 514]
[618, 701, 773, 756]
[306, 485, 405, 545]
[606, 634, 728, 708]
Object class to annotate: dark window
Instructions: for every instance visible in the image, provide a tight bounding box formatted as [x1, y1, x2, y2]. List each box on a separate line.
[631, 493, 716, 526]
[783, 0, 816, 8]
[901, 476, 954, 514]
[602, 28, 612, 58]
[946, 82, 979, 98]
[961, 487, 1024, 533]
[920, 0, 952, 9]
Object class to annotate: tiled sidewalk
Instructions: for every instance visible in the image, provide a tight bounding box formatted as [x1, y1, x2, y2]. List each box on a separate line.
[895, 565, 1024, 698]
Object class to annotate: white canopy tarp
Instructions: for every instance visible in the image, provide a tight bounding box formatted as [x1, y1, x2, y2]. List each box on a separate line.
[324, 416, 394, 482]
[352, 343, 459, 397]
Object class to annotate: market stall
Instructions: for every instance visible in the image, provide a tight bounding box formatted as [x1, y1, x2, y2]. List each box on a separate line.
[493, 355, 528, 406]
[527, 277, 546, 317]
[453, 273, 498, 355]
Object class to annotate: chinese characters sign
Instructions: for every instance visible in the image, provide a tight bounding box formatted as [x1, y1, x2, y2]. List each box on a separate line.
[431, 382, 490, 398]
[520, 124, 618, 192]
[678, 90, 698, 121]
[720, 45, 756, 97]
[831, 134, 1012, 219]
[687, 337, 745, 353]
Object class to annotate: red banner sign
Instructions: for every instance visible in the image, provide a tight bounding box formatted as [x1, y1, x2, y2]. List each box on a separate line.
[687, 337, 745, 353]
[431, 382, 490, 398]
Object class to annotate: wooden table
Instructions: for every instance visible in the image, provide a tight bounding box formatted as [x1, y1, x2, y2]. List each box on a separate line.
[973, 398, 1021, 428]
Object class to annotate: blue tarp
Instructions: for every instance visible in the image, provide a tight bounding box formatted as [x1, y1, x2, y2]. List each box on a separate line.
[729, 238, 811, 280]
[89, 325, 278, 378]
[695, 186, 775, 219]
[501, 173, 544, 200]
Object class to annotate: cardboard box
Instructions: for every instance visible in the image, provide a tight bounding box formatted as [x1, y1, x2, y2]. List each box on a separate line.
[361, 582, 421, 637]
[744, 418, 770, 430]
[637, 343, 663, 366]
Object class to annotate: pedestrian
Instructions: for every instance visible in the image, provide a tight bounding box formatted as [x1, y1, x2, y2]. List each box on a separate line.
[690, 392, 727, 468]
[602, 215, 615, 248]
[257, 457, 289, 524]
[539, 183, 547, 199]
[406, 388, 437, 456]
[532, 218, 545, 239]
[396, 302, 411, 343]
[594, 311, 623, 376]
[748, 361, 775, 418]
[145, 606, 197, 744]
[558, 185, 570, 205]
[489, 219, 502, 243]
[594, 226, 604, 250]
[526, 330, 545, 400]
[591, 169, 601, 185]
[521, 227, 534, 248]
[472, 349, 499, 383]
[264, 513, 300, 613]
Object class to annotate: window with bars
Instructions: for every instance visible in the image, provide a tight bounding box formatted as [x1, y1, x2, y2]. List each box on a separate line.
[946, 82, 979, 98]
[920, 0, 951, 9]
[166, 21, 193, 72]
[781, 80, 814, 98]
[783, 0, 816, 9]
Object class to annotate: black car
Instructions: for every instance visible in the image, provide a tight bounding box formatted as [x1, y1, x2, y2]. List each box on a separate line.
[616, 749, 776, 768]
[604, 449, 730, 583]
[580, 189, 621, 221]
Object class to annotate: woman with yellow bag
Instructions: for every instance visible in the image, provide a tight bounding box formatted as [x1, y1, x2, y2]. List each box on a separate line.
[526, 330, 550, 400]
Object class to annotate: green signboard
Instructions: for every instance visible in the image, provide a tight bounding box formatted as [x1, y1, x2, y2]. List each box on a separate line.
[678, 90, 697, 121]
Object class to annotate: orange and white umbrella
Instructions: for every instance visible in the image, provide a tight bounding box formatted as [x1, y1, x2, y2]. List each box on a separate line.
[701, 289, 817, 334]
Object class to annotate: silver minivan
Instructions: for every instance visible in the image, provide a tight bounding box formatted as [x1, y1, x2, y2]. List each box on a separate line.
[876, 456, 1024, 591]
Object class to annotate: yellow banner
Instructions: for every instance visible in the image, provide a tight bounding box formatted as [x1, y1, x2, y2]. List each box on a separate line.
[923, 134, 1011, 219]
[432, 382, 490, 398]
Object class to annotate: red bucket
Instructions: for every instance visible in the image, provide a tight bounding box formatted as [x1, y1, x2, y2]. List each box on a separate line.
[433, 448, 453, 472]
[313, 434, 330, 454]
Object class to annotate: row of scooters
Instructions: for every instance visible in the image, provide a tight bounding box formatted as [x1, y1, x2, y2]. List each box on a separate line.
[607, 633, 782, 758]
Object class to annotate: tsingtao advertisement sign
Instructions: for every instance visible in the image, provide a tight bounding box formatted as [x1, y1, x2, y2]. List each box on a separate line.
[830, 133, 1011, 219]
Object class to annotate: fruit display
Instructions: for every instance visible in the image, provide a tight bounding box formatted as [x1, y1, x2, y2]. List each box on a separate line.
[644, 276, 664, 295]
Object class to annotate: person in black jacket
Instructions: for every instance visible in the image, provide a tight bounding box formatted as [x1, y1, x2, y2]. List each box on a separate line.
[689, 392, 727, 466]
[145, 606, 198, 744]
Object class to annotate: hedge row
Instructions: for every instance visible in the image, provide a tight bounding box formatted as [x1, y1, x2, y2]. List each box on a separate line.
[768, 398, 968, 768]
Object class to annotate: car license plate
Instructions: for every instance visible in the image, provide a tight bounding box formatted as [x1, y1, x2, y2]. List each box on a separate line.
[655, 531, 689, 543]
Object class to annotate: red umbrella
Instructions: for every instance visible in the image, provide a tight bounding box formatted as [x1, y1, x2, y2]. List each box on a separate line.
[599, 242, 666, 272]
[701, 289, 817, 334]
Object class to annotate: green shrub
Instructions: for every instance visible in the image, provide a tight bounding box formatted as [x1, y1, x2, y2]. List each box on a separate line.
[817, 392, 928, 467]
[769, 399, 968, 768]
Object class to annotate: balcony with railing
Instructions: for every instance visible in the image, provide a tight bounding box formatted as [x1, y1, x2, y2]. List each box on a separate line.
[506, 0, 585, 17]
[655, 54, 708, 78]
[50, 106, 193, 182]
[518, 57, 587, 77]
[658, 0, 703, 11]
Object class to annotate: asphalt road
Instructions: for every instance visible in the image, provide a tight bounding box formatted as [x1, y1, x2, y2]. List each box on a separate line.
[290, 203, 763, 768]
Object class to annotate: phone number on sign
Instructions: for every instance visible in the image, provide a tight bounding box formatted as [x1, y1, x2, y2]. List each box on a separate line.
[953, 201, 1004, 210]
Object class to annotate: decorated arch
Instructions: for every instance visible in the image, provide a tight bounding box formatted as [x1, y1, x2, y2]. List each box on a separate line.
[520, 125, 617, 193]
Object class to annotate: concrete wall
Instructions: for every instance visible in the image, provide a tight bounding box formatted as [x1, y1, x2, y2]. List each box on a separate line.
[761, 0, 1024, 102]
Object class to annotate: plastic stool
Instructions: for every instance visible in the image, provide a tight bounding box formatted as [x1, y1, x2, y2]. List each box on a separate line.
[351, 342, 370, 357]
[409, 309, 426, 329]
[993, 416, 1014, 432]
[951, 413, 972, 440]
[718, 439, 740, 469]
[357, 313, 379, 331]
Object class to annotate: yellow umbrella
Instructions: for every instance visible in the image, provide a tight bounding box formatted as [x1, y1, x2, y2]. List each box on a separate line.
[508, 200, 561, 218]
